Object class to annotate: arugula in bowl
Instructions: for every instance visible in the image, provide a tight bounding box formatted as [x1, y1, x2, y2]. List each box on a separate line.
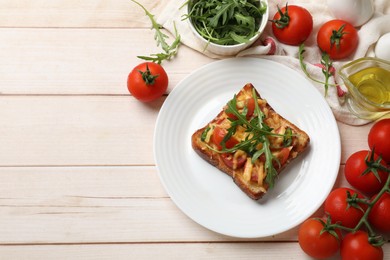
[184, 0, 267, 46]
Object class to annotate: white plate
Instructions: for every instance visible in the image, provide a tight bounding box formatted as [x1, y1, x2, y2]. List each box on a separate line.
[154, 58, 340, 238]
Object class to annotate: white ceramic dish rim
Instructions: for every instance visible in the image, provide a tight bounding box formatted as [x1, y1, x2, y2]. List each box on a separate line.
[154, 58, 341, 238]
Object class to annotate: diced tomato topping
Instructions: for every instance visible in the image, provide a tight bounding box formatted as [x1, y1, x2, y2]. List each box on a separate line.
[273, 147, 291, 169]
[221, 152, 246, 170]
[215, 117, 225, 124]
[226, 98, 256, 120]
[251, 170, 258, 183]
[226, 113, 237, 120]
[211, 126, 238, 150]
[246, 97, 255, 118]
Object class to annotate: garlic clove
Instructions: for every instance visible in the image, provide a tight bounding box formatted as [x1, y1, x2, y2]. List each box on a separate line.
[375, 33, 390, 61]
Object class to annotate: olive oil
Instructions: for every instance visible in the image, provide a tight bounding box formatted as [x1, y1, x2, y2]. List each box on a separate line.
[348, 67, 390, 105]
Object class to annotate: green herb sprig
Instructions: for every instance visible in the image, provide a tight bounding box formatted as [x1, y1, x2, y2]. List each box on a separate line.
[131, 0, 181, 64]
[183, 0, 267, 45]
[204, 89, 293, 188]
[299, 44, 337, 96]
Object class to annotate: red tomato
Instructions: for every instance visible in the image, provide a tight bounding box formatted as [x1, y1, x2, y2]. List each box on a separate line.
[368, 192, 390, 233]
[278, 147, 290, 165]
[272, 147, 291, 169]
[226, 98, 255, 120]
[298, 218, 341, 259]
[317, 20, 358, 60]
[245, 97, 255, 119]
[271, 4, 313, 46]
[221, 152, 247, 170]
[341, 231, 383, 260]
[368, 118, 390, 163]
[324, 188, 367, 228]
[211, 127, 238, 150]
[127, 62, 168, 102]
[345, 150, 388, 195]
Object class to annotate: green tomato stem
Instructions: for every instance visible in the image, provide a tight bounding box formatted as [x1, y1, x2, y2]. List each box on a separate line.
[270, 3, 290, 29]
[138, 64, 159, 85]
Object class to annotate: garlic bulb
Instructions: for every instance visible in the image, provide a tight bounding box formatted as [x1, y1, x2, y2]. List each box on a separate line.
[327, 0, 374, 27]
[375, 33, 390, 61]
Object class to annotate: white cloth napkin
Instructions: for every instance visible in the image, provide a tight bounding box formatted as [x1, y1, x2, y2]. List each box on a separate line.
[157, 0, 390, 125]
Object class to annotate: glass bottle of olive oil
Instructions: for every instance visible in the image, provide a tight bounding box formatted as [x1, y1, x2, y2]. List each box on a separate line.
[348, 67, 390, 105]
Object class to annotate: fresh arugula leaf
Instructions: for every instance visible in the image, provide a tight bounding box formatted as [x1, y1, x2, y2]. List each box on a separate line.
[251, 88, 278, 188]
[263, 140, 279, 188]
[283, 127, 293, 147]
[320, 52, 333, 96]
[298, 44, 337, 96]
[201, 126, 211, 141]
[206, 88, 291, 188]
[131, 0, 181, 64]
[208, 2, 235, 28]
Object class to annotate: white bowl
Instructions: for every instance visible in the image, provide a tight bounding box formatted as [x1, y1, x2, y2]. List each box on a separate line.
[187, 0, 269, 56]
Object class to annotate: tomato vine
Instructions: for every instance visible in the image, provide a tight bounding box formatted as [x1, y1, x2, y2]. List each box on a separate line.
[325, 154, 390, 247]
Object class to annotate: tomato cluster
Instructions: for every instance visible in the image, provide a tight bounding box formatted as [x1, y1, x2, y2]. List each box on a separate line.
[298, 119, 390, 260]
[271, 4, 358, 60]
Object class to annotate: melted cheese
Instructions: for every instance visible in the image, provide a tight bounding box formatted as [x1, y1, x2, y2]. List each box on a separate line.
[255, 160, 265, 186]
[233, 150, 247, 169]
[242, 158, 253, 182]
[204, 125, 214, 143]
[233, 125, 249, 142]
[204, 87, 298, 188]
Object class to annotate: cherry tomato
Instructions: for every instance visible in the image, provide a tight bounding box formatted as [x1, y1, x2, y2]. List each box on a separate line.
[245, 97, 255, 118]
[271, 4, 312, 46]
[324, 188, 367, 228]
[317, 20, 358, 60]
[272, 147, 291, 169]
[221, 152, 247, 170]
[271, 4, 313, 46]
[341, 231, 383, 260]
[345, 150, 388, 195]
[211, 126, 238, 150]
[368, 192, 390, 233]
[226, 98, 255, 120]
[127, 62, 168, 102]
[368, 118, 390, 163]
[298, 218, 341, 259]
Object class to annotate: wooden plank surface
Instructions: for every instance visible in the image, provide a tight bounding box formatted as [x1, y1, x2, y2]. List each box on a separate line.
[0, 166, 298, 243]
[0, 96, 372, 166]
[5, 243, 390, 260]
[0, 166, 366, 244]
[0, 166, 388, 254]
[0, 243, 329, 260]
[0, 0, 163, 28]
[0, 96, 159, 166]
[0, 29, 211, 95]
[0, 0, 388, 258]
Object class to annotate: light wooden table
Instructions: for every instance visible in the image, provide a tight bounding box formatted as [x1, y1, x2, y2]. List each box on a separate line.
[0, 1, 388, 259]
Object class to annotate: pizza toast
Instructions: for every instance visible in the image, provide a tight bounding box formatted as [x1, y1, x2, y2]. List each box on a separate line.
[191, 83, 310, 200]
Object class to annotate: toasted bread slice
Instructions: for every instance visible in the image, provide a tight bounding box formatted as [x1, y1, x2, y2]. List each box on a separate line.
[191, 83, 310, 200]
